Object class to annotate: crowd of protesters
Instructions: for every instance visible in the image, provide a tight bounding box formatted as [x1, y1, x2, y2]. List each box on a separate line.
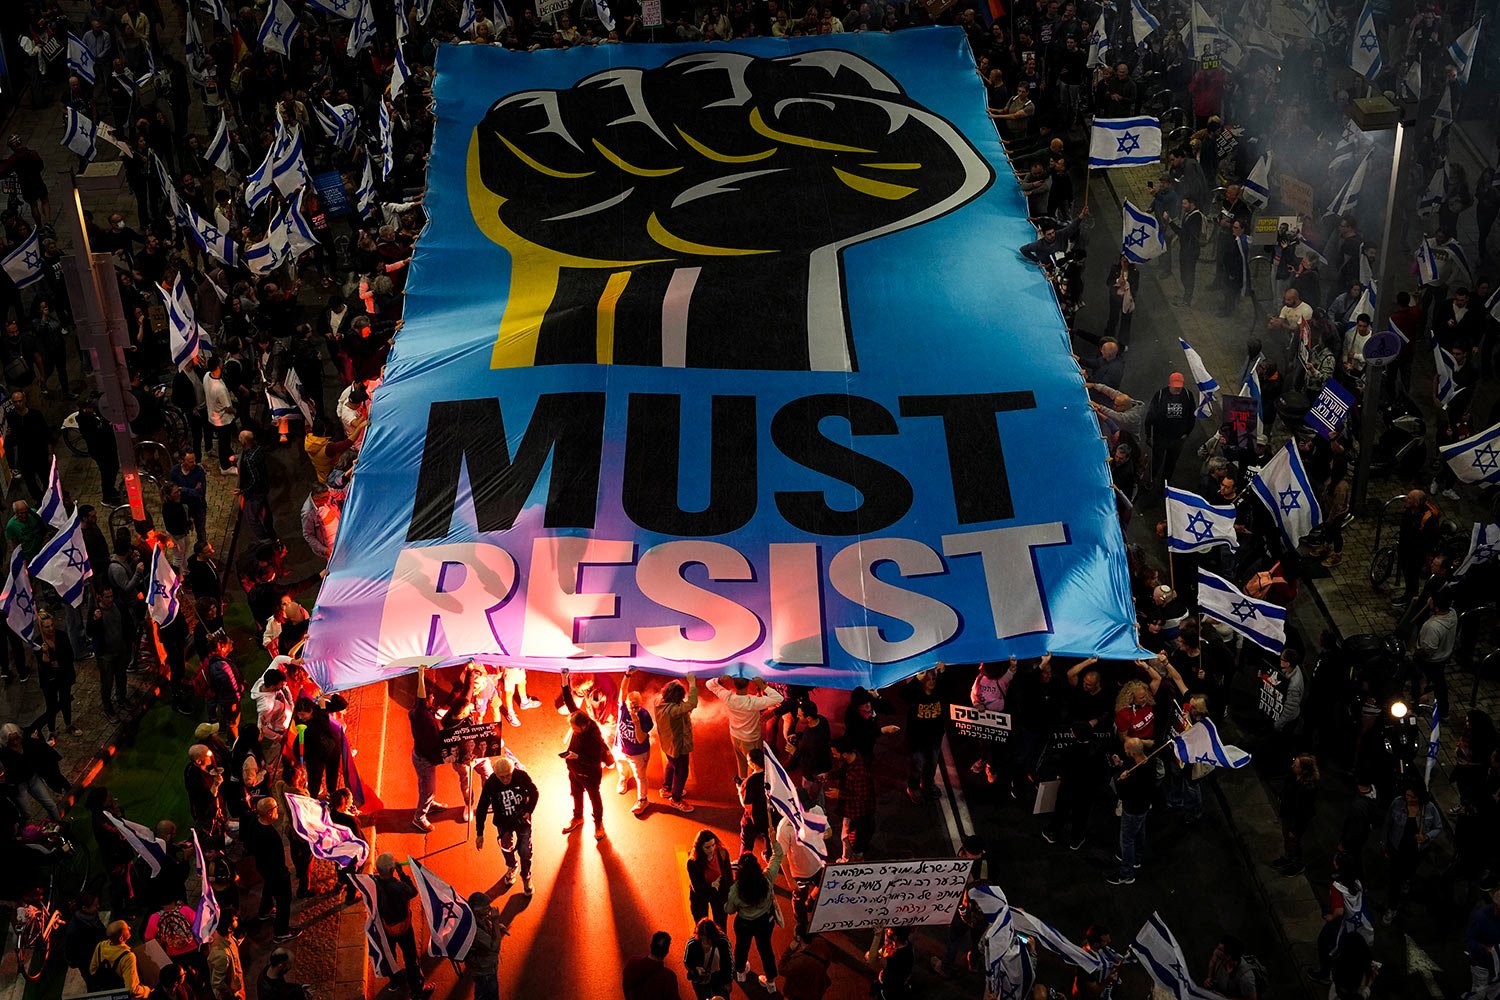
[1, 0, 1499, 995]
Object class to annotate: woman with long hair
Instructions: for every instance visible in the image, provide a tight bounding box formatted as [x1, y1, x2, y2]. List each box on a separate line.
[1113, 678, 1157, 743]
[725, 844, 786, 989]
[1273, 753, 1320, 877]
[685, 830, 733, 929]
[29, 610, 81, 743]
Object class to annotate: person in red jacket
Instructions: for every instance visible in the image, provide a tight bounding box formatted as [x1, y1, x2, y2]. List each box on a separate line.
[623, 930, 683, 1000]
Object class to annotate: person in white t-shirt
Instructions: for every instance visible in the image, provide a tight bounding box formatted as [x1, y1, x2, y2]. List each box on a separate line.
[1267, 288, 1314, 358]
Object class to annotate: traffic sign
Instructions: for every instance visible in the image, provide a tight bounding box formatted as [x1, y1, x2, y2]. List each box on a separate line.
[1362, 328, 1406, 367]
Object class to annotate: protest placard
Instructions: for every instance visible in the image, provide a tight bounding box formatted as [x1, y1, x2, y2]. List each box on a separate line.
[948, 705, 1012, 742]
[808, 858, 972, 933]
[439, 720, 504, 764]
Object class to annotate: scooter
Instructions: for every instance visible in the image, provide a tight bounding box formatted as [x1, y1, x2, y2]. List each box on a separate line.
[1366, 394, 1427, 480]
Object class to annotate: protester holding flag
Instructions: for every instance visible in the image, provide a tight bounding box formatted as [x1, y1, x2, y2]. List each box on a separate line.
[371, 853, 434, 999]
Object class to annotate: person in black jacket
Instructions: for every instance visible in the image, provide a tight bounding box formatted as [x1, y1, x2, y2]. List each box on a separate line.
[684, 918, 734, 1000]
[559, 667, 614, 840]
[1108, 738, 1158, 886]
[1104, 257, 1140, 350]
[475, 758, 539, 895]
[788, 701, 833, 806]
[1145, 373, 1198, 486]
[409, 666, 446, 833]
[241, 797, 298, 941]
[291, 693, 348, 798]
[686, 829, 734, 928]
[63, 894, 108, 989]
[1173, 196, 1205, 306]
[373, 853, 433, 999]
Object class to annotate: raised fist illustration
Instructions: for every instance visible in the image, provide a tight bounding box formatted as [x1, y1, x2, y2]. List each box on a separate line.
[466, 49, 993, 371]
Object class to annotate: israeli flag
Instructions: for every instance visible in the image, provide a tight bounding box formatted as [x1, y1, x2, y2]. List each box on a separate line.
[379, 100, 395, 179]
[397, 0, 412, 38]
[62, 108, 98, 162]
[245, 146, 277, 214]
[1187, 1, 1220, 57]
[104, 811, 169, 879]
[595, 0, 617, 31]
[206, 114, 233, 173]
[189, 830, 220, 943]
[1242, 152, 1271, 208]
[1327, 153, 1370, 217]
[67, 33, 96, 85]
[271, 125, 311, 198]
[1487, 285, 1500, 323]
[392, 42, 411, 100]
[284, 792, 369, 867]
[258, 0, 300, 55]
[1449, 19, 1482, 84]
[185, 9, 206, 66]
[1425, 702, 1440, 785]
[1249, 439, 1322, 548]
[1089, 116, 1162, 168]
[1170, 718, 1251, 769]
[1130, 0, 1159, 45]
[1197, 568, 1287, 654]
[147, 542, 182, 627]
[1009, 909, 1107, 974]
[160, 273, 203, 370]
[1442, 419, 1500, 485]
[38, 457, 69, 530]
[1, 549, 39, 647]
[1434, 341, 1462, 409]
[1327, 120, 1368, 175]
[1242, 366, 1263, 417]
[977, 890, 1035, 1000]
[1350, 0, 1383, 80]
[1179, 337, 1218, 418]
[1121, 199, 1167, 263]
[245, 217, 290, 276]
[460, 0, 477, 33]
[1131, 913, 1224, 1000]
[1086, 12, 1109, 68]
[764, 749, 829, 861]
[1435, 237, 1474, 287]
[1165, 487, 1238, 554]
[189, 211, 238, 269]
[415, 0, 436, 24]
[1456, 522, 1500, 577]
[355, 152, 377, 217]
[29, 510, 93, 607]
[286, 187, 321, 258]
[1341, 283, 1376, 333]
[492, 0, 511, 31]
[352, 875, 399, 976]
[2, 228, 45, 290]
[202, 0, 232, 31]
[1418, 162, 1447, 218]
[1402, 56, 1422, 100]
[306, 0, 359, 16]
[315, 100, 358, 152]
[347, 0, 378, 56]
[1245, 21, 1284, 58]
[410, 859, 476, 960]
[1333, 880, 1374, 949]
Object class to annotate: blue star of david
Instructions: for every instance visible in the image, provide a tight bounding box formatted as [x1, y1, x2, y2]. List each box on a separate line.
[15, 590, 33, 615]
[334, 0, 350, 8]
[1474, 543, 1499, 562]
[1116, 131, 1141, 154]
[436, 897, 463, 927]
[1359, 30, 1378, 52]
[201, 225, 220, 242]
[1125, 225, 1149, 248]
[63, 546, 86, 571]
[1473, 444, 1500, 474]
[1278, 486, 1301, 513]
[23, 250, 39, 269]
[1229, 599, 1258, 623]
[151, 581, 171, 602]
[271, 19, 284, 36]
[1184, 510, 1214, 542]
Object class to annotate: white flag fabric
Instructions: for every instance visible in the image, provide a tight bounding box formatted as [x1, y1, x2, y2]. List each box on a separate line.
[1434, 340, 1462, 409]
[1197, 568, 1287, 654]
[191, 830, 220, 943]
[1130, 0, 1159, 45]
[1456, 522, 1500, 577]
[1132, 913, 1224, 1000]
[492, 0, 511, 30]
[1449, 19, 1482, 83]
[160, 272, 204, 371]
[1087, 12, 1109, 68]
[306, 0, 358, 16]
[352, 874, 399, 977]
[972, 886, 1035, 1000]
[147, 542, 183, 627]
[1418, 162, 1447, 218]
[203, 0, 232, 31]
[270, 124, 311, 197]
[105, 811, 168, 879]
[460, 0, 477, 32]
[355, 152, 377, 217]
[1179, 337, 1218, 418]
[38, 456, 69, 530]
[258, 0, 300, 55]
[245, 145, 278, 214]
[67, 33, 96, 85]
[1327, 153, 1370, 217]
[1487, 285, 1500, 323]
[1425, 702, 1440, 785]
[189, 211, 239, 269]
[1402, 56, 1422, 100]
[1170, 718, 1251, 768]
[1121, 199, 1167, 263]
[2, 228, 45, 290]
[415, 0, 436, 23]
[1187, 1, 1220, 57]
[1433, 237, 1474, 287]
[347, 0, 378, 56]
[392, 42, 411, 99]
[764, 749, 829, 861]
[185, 8, 206, 68]
[1, 549, 39, 647]
[595, 0, 617, 30]
[284, 792, 370, 867]
[1333, 880, 1374, 948]
[1009, 909, 1108, 974]
[205, 113, 233, 172]
[1242, 152, 1271, 208]
[1432, 87, 1454, 139]
[409, 859, 476, 960]
[1441, 419, 1500, 485]
[1350, 0, 1383, 80]
[62, 107, 98, 162]
[1089, 116, 1162, 168]
[29, 510, 93, 607]
[379, 100, 395, 178]
[1249, 439, 1323, 548]
[315, 100, 358, 152]
[397, 0, 413, 37]
[1416, 237, 1441, 286]
[1327, 120, 1367, 175]
[1165, 486, 1239, 554]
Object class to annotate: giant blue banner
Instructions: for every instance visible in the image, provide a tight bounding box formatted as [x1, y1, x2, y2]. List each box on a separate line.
[305, 28, 1142, 692]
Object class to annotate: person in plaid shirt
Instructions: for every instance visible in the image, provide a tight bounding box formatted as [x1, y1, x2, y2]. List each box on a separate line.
[827, 735, 877, 863]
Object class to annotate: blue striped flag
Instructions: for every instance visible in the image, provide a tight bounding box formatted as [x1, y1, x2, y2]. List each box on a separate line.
[764, 749, 829, 861]
[191, 830, 221, 944]
[62, 107, 98, 162]
[206, 113, 233, 172]
[258, 0, 299, 55]
[38, 457, 69, 530]
[1440, 418, 1500, 485]
[1010, 909, 1109, 974]
[1170, 718, 1251, 768]
[1132, 913, 1224, 1000]
[1, 549, 39, 647]
[105, 811, 169, 878]
[1197, 568, 1286, 654]
[409, 859, 476, 960]
[67, 33, 96, 85]
[1350, 0, 1383, 80]
[148, 542, 182, 627]
[1448, 19, 1482, 84]
[1456, 522, 1500, 577]
[1249, 439, 1322, 548]
[347, 0, 378, 56]
[1425, 702, 1440, 785]
[1120, 199, 1167, 262]
[1089, 116, 1162, 168]
[352, 874, 399, 977]
[1130, 0, 1159, 44]
[159, 272, 203, 370]
[2, 228, 45, 290]
[285, 792, 370, 867]
[379, 100, 394, 178]
[1165, 486, 1238, 554]
[29, 510, 93, 607]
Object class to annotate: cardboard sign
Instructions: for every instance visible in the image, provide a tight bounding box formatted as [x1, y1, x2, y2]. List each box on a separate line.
[1275, 174, 1315, 220]
[641, 0, 663, 26]
[1221, 393, 1259, 449]
[439, 720, 504, 763]
[948, 704, 1013, 742]
[536, 0, 570, 18]
[808, 858, 972, 933]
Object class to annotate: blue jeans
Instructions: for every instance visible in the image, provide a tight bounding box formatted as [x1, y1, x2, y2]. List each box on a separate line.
[500, 825, 533, 878]
[1118, 808, 1149, 877]
[413, 753, 437, 817]
[1165, 762, 1202, 820]
[908, 741, 939, 793]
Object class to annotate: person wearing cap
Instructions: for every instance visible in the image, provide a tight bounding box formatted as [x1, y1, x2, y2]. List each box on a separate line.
[475, 757, 539, 896]
[372, 853, 434, 999]
[826, 735, 876, 863]
[464, 891, 507, 1000]
[1145, 373, 1197, 487]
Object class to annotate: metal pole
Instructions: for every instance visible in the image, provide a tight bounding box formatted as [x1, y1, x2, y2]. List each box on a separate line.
[59, 187, 145, 523]
[1352, 122, 1412, 509]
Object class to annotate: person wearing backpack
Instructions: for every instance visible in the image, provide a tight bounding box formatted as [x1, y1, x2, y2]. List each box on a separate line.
[89, 920, 149, 997]
[146, 900, 207, 983]
[201, 632, 246, 739]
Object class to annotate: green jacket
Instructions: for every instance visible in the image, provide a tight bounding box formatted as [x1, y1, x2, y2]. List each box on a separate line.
[652, 681, 699, 756]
